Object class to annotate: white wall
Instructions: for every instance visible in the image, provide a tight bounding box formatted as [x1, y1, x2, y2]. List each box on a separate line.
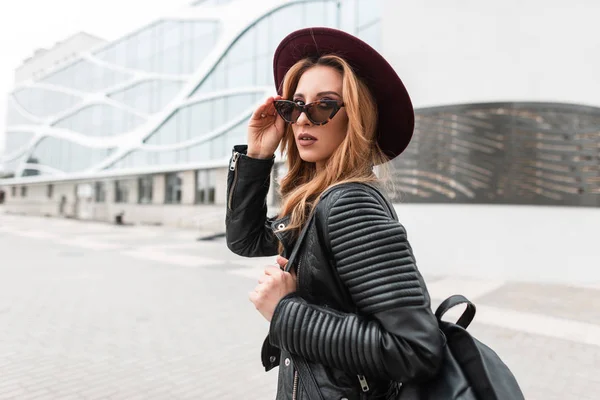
[382, 0, 600, 108]
[395, 203, 600, 287]
[15, 33, 106, 83]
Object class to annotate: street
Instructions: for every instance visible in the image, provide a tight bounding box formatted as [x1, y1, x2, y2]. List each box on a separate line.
[0, 213, 599, 399]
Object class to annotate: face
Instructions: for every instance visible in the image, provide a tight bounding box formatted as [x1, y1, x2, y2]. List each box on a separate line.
[291, 65, 348, 170]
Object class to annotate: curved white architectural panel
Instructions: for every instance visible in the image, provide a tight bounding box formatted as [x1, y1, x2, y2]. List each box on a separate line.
[381, 0, 600, 109]
[7, 126, 132, 149]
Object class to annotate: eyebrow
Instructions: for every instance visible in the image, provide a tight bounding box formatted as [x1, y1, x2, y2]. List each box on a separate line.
[294, 91, 342, 98]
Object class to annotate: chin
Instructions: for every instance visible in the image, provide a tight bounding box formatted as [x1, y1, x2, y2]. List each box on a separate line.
[298, 151, 323, 164]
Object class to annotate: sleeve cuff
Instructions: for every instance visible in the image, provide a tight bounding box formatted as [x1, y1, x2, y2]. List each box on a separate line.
[231, 145, 275, 179]
[268, 292, 303, 348]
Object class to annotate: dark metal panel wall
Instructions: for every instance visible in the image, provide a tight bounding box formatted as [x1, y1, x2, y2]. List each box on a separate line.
[389, 103, 600, 207]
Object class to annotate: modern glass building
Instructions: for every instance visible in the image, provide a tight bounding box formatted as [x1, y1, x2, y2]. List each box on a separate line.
[0, 0, 384, 224]
[1, 0, 598, 226]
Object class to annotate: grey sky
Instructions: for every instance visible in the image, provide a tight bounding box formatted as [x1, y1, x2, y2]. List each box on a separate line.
[0, 0, 193, 153]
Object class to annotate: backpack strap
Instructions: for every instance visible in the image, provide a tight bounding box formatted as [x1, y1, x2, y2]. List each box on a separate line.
[435, 294, 477, 329]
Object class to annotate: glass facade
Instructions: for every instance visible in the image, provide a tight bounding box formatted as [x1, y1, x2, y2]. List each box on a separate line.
[108, 80, 184, 114]
[29, 137, 115, 174]
[13, 87, 81, 118]
[6, 99, 41, 126]
[94, 20, 220, 75]
[1, 0, 382, 179]
[41, 59, 132, 92]
[54, 105, 145, 137]
[145, 93, 260, 146]
[192, 1, 340, 96]
[5, 131, 34, 157]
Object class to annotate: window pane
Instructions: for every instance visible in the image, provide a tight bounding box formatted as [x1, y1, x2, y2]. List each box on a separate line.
[54, 104, 145, 136]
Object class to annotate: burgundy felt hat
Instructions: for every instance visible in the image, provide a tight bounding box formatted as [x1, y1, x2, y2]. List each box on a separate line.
[273, 27, 414, 161]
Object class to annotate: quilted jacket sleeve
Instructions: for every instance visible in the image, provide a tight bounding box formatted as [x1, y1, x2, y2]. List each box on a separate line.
[268, 188, 444, 383]
[225, 145, 279, 257]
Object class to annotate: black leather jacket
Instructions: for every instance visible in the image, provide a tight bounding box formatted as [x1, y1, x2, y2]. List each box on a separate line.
[226, 145, 444, 399]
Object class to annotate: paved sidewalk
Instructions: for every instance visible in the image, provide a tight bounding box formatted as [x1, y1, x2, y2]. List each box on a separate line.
[0, 213, 599, 399]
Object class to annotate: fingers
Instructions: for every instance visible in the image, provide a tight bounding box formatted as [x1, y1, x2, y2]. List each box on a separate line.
[248, 290, 259, 306]
[263, 97, 278, 119]
[251, 97, 278, 121]
[250, 97, 271, 120]
[264, 266, 284, 277]
[276, 256, 288, 269]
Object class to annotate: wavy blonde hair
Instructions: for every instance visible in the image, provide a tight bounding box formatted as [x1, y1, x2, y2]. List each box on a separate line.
[277, 55, 389, 236]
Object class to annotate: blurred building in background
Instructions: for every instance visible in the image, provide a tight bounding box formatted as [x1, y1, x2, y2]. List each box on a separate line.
[1, 0, 598, 228]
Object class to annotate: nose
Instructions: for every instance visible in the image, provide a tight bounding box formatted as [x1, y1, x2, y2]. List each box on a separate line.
[296, 108, 312, 125]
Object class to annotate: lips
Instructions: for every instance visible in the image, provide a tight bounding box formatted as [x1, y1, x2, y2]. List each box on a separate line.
[298, 133, 317, 141]
[297, 132, 317, 148]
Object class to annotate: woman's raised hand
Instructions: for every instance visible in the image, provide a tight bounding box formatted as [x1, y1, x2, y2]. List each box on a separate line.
[247, 95, 286, 159]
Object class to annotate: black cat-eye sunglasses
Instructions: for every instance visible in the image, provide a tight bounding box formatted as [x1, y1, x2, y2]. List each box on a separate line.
[273, 99, 345, 126]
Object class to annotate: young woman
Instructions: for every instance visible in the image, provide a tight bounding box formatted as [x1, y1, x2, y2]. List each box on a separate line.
[226, 27, 443, 399]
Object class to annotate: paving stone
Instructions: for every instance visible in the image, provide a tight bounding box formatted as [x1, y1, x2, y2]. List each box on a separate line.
[477, 281, 600, 325]
[0, 213, 598, 399]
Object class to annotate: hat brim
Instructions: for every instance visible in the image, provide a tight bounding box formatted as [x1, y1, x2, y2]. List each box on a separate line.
[273, 27, 414, 161]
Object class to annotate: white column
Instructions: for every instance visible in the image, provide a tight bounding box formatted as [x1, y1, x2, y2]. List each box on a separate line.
[181, 170, 196, 205]
[153, 174, 166, 205]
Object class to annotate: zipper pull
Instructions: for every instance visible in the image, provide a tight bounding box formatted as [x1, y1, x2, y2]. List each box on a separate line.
[229, 152, 240, 171]
[358, 375, 370, 392]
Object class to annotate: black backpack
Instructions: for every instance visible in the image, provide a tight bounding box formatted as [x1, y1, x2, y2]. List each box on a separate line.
[397, 294, 526, 400]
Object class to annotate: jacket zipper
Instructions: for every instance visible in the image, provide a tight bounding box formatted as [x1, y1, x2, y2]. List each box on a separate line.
[228, 152, 240, 211]
[358, 374, 370, 392]
[292, 370, 299, 400]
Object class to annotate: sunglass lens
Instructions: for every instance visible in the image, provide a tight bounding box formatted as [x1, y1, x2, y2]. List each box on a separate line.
[307, 102, 335, 124]
[275, 101, 300, 123]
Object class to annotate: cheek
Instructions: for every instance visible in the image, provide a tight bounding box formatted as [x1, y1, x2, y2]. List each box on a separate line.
[317, 125, 346, 158]
[327, 116, 348, 147]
